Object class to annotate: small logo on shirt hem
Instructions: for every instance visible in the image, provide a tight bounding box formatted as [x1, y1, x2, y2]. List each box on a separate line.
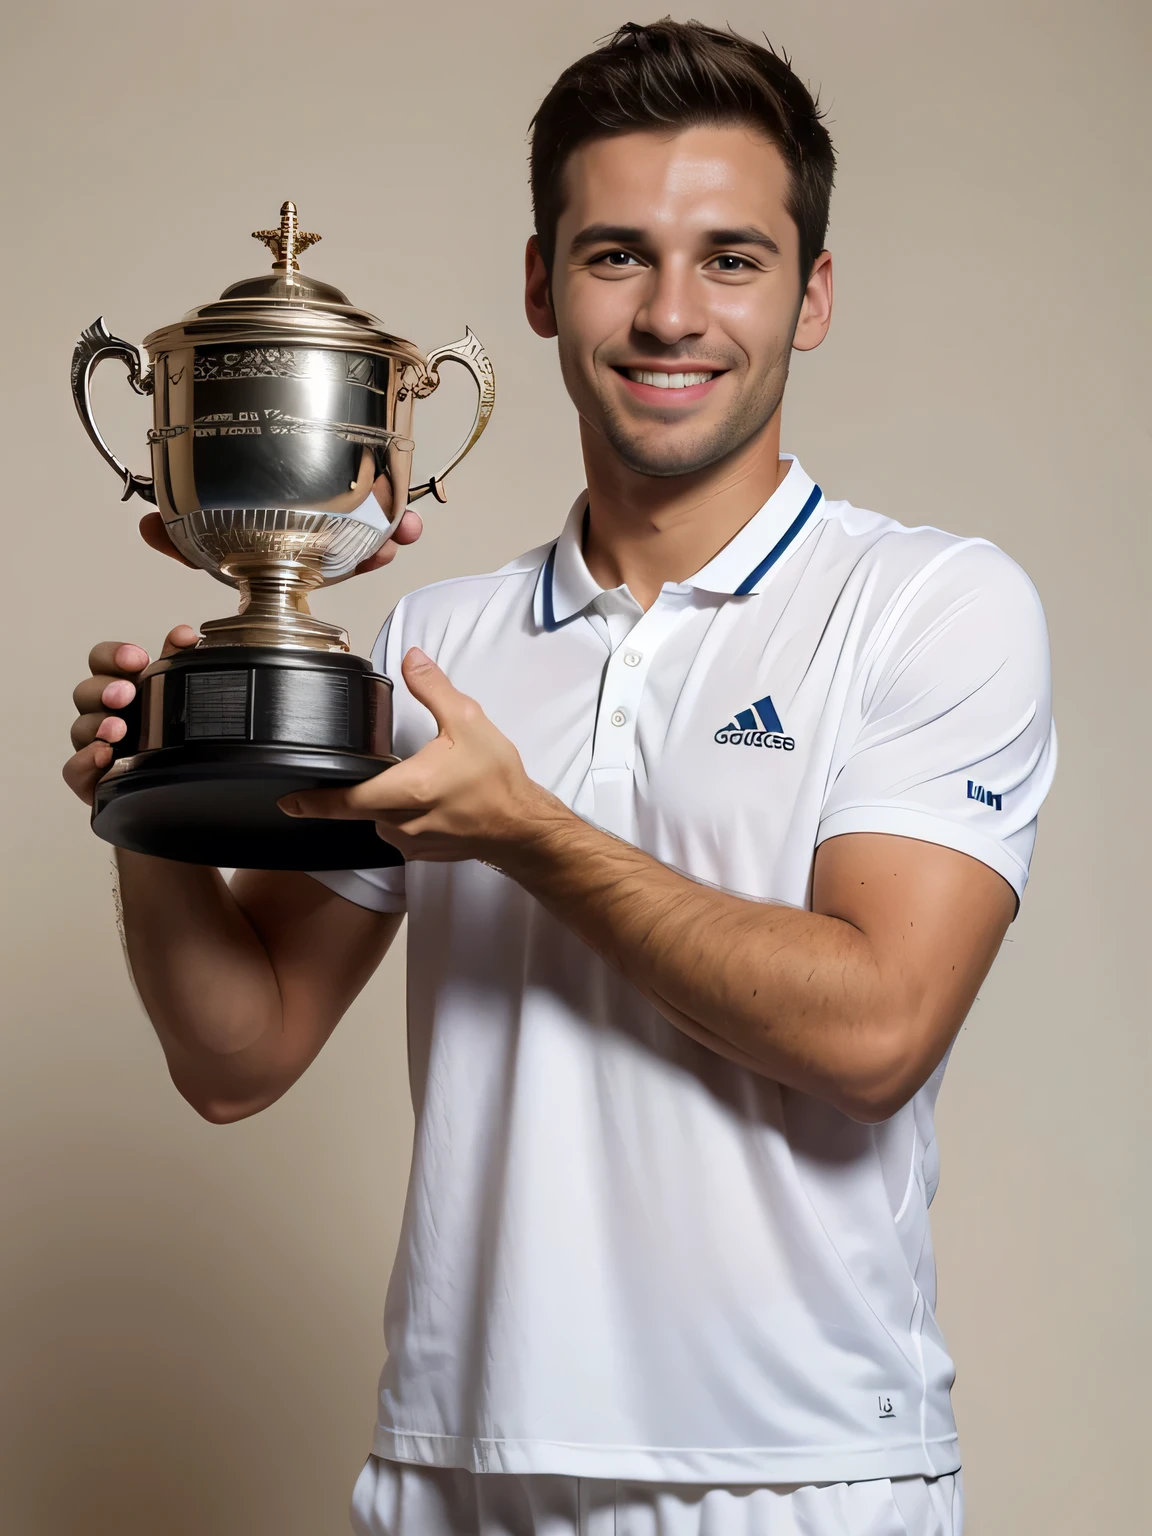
[967, 779, 1003, 810]
[715, 695, 794, 750]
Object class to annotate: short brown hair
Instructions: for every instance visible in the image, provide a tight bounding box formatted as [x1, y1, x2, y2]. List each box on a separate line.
[529, 19, 836, 284]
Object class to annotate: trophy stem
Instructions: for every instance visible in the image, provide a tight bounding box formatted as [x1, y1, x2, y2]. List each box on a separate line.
[199, 557, 349, 651]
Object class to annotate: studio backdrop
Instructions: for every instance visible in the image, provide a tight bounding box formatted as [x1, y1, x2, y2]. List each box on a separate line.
[1, 2, 1146, 1533]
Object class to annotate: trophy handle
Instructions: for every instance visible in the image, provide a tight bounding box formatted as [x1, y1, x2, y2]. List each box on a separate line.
[406, 327, 495, 505]
[71, 318, 157, 504]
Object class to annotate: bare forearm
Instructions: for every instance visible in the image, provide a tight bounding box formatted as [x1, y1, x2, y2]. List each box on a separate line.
[498, 805, 893, 1112]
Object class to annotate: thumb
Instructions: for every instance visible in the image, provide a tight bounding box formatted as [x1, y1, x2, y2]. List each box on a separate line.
[401, 647, 475, 730]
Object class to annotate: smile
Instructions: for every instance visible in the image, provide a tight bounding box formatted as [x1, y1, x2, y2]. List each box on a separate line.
[614, 367, 726, 407]
[624, 369, 717, 389]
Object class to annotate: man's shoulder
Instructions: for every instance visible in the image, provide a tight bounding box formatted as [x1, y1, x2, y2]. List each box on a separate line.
[817, 496, 1041, 615]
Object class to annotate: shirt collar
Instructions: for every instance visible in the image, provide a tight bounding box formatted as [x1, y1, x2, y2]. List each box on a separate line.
[534, 456, 823, 630]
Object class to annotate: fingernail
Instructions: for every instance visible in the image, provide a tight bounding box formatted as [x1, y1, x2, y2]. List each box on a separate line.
[278, 797, 303, 817]
[408, 647, 431, 666]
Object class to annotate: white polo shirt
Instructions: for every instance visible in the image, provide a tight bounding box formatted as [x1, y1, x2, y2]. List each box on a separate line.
[314, 456, 1056, 1485]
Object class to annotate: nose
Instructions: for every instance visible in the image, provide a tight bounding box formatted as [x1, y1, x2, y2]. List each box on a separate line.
[633, 257, 708, 346]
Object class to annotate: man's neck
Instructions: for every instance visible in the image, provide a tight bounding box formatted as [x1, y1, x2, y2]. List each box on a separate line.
[579, 415, 788, 611]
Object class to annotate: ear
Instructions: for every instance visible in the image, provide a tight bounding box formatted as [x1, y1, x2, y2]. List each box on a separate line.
[524, 236, 558, 339]
[792, 250, 833, 353]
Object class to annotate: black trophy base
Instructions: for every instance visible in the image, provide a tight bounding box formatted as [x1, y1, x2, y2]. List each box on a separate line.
[91, 645, 404, 871]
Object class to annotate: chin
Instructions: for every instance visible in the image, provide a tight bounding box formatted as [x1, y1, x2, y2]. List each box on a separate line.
[606, 427, 742, 479]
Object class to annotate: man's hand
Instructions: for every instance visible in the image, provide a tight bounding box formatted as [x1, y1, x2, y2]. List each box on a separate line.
[138, 477, 424, 578]
[64, 625, 199, 805]
[279, 649, 569, 860]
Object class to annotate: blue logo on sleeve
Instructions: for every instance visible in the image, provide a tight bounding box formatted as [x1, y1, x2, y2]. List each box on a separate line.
[967, 780, 1003, 810]
[715, 695, 795, 750]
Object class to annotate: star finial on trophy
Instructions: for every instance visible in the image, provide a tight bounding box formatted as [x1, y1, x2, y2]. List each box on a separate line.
[252, 200, 321, 272]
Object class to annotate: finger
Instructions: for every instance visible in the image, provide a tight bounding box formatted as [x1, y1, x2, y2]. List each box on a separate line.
[400, 648, 479, 731]
[70, 710, 128, 749]
[389, 508, 424, 545]
[81, 630, 195, 715]
[62, 739, 115, 806]
[277, 785, 376, 822]
[276, 781, 435, 822]
[368, 484, 423, 545]
[94, 713, 128, 743]
[160, 624, 199, 657]
[353, 508, 424, 575]
[139, 511, 198, 567]
[276, 745, 441, 820]
[73, 673, 137, 713]
[374, 821, 417, 856]
[354, 544, 400, 575]
[87, 640, 151, 678]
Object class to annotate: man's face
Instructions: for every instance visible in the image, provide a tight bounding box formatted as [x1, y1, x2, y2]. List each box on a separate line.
[529, 125, 827, 479]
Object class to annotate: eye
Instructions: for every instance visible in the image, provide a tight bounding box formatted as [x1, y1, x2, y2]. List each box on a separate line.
[708, 254, 755, 273]
[593, 250, 643, 268]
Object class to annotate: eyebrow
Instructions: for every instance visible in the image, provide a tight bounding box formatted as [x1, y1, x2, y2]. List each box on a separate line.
[706, 225, 780, 255]
[568, 224, 645, 251]
[568, 223, 780, 256]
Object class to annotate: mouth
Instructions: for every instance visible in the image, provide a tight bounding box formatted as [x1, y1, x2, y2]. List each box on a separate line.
[613, 366, 726, 406]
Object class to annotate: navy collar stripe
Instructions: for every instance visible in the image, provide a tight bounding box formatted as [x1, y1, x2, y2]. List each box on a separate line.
[542, 481, 822, 628]
[733, 483, 822, 596]
[541, 543, 583, 632]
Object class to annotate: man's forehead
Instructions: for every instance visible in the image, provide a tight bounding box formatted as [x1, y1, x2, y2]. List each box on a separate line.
[559, 126, 791, 234]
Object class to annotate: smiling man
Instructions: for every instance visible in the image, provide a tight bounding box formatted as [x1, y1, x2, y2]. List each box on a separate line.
[64, 20, 1056, 1536]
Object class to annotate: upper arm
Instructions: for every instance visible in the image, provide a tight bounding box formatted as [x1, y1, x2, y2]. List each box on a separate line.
[224, 870, 401, 1096]
[813, 832, 1014, 1116]
[231, 869, 401, 1021]
[818, 541, 1056, 904]
[214, 606, 411, 1107]
[809, 543, 1055, 1116]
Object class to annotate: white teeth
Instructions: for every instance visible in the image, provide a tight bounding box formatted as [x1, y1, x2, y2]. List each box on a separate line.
[626, 369, 715, 389]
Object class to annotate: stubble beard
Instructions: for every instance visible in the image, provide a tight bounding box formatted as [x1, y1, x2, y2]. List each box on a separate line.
[590, 341, 794, 479]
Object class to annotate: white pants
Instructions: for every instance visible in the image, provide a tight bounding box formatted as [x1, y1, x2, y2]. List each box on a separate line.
[350, 1456, 963, 1536]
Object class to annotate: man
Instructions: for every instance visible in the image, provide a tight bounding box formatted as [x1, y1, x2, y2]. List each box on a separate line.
[64, 20, 1055, 1536]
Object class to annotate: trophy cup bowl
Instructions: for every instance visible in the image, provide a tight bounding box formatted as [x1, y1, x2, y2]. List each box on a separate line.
[72, 201, 495, 870]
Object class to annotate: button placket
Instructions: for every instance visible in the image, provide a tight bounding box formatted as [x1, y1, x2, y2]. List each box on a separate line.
[590, 595, 688, 774]
[584, 595, 691, 840]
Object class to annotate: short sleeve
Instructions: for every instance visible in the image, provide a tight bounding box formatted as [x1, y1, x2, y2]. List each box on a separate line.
[308, 603, 408, 914]
[817, 541, 1057, 900]
[309, 863, 407, 913]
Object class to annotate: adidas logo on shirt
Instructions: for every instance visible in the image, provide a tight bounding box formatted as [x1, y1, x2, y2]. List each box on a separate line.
[714, 696, 795, 750]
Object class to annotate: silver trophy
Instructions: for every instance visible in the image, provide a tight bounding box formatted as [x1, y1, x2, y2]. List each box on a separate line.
[71, 201, 494, 869]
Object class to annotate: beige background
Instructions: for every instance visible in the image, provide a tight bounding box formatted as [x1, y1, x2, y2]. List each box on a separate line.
[2, 1, 1147, 1532]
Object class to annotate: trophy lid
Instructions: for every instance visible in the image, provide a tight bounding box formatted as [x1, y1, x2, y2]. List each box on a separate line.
[141, 201, 426, 367]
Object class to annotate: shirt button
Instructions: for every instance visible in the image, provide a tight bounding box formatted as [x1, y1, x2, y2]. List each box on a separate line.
[610, 709, 627, 727]
[623, 651, 642, 667]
